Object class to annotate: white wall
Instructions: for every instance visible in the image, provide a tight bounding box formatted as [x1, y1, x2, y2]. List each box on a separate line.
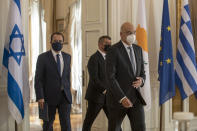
[56, 0, 68, 19]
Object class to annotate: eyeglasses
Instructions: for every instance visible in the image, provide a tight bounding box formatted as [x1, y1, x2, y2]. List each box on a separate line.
[123, 31, 136, 35]
[52, 40, 63, 44]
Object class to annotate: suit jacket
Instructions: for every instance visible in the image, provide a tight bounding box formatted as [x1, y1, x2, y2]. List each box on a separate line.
[85, 51, 107, 104]
[105, 41, 146, 108]
[34, 50, 72, 105]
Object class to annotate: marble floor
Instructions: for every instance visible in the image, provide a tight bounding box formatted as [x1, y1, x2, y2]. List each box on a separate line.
[30, 103, 82, 131]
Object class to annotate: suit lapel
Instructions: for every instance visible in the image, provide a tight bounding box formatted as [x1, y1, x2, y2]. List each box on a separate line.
[96, 51, 105, 63]
[48, 50, 61, 77]
[119, 42, 135, 76]
[62, 53, 67, 78]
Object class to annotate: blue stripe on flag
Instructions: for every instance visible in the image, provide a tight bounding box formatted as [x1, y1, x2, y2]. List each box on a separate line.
[184, 5, 190, 16]
[179, 30, 196, 65]
[180, 17, 185, 26]
[195, 91, 197, 99]
[8, 71, 24, 118]
[176, 51, 197, 91]
[14, 0, 21, 15]
[175, 72, 188, 99]
[3, 48, 9, 68]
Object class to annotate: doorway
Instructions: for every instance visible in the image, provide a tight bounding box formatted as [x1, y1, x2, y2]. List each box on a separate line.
[29, 0, 82, 130]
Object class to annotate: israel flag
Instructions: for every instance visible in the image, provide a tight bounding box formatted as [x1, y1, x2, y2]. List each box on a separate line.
[175, 0, 197, 99]
[2, 0, 26, 123]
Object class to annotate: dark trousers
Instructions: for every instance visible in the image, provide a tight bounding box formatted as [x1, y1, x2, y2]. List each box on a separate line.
[82, 100, 109, 131]
[43, 92, 71, 131]
[108, 99, 145, 131]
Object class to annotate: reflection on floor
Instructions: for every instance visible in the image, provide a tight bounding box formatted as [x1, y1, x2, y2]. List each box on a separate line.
[30, 103, 82, 131]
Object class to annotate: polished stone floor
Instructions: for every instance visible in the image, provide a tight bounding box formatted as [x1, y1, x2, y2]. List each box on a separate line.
[30, 103, 82, 131]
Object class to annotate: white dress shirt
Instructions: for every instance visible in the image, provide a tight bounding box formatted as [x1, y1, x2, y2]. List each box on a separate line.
[51, 49, 64, 76]
[98, 49, 106, 60]
[122, 41, 136, 71]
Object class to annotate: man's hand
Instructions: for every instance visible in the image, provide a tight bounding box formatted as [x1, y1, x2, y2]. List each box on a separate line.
[121, 97, 133, 108]
[103, 89, 107, 95]
[38, 99, 44, 109]
[132, 77, 143, 88]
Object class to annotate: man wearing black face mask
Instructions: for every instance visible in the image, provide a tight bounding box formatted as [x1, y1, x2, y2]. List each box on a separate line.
[82, 35, 112, 131]
[35, 32, 72, 131]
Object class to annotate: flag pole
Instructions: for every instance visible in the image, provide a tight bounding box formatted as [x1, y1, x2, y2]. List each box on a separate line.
[160, 105, 163, 131]
[158, 0, 175, 130]
[15, 121, 18, 131]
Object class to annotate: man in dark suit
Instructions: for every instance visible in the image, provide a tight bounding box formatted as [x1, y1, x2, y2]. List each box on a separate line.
[82, 36, 112, 131]
[106, 22, 146, 131]
[35, 32, 72, 131]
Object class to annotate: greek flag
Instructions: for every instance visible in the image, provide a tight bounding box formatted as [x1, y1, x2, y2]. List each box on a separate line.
[2, 0, 27, 123]
[175, 0, 197, 99]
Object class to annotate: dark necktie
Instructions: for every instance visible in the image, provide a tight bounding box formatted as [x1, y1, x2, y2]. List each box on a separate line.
[127, 47, 136, 74]
[56, 54, 61, 76]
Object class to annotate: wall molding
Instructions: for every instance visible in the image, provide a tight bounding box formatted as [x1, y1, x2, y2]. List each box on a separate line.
[0, 85, 7, 97]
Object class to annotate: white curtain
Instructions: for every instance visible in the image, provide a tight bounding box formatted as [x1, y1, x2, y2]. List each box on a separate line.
[68, 0, 82, 112]
[29, 0, 46, 102]
[0, 0, 9, 86]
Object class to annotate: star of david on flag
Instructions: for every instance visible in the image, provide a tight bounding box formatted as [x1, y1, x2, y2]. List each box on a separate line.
[9, 24, 25, 65]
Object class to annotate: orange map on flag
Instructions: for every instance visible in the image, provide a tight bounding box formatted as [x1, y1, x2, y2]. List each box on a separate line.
[136, 24, 148, 52]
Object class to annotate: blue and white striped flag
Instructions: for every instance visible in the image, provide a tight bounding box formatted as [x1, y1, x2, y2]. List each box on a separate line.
[2, 0, 28, 123]
[175, 0, 197, 99]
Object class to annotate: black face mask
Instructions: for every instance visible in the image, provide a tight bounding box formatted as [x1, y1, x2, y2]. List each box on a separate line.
[52, 42, 63, 51]
[104, 45, 111, 52]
